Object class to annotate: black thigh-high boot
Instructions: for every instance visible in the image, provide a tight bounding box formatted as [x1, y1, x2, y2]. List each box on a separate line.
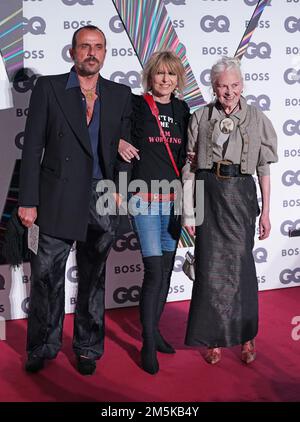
[155, 251, 177, 354]
[139, 256, 163, 375]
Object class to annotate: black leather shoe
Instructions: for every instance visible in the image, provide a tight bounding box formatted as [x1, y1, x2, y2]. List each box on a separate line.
[155, 331, 176, 354]
[77, 356, 96, 376]
[141, 346, 159, 375]
[25, 356, 45, 373]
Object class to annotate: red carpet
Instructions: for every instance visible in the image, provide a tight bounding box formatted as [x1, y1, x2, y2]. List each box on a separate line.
[1, 287, 300, 402]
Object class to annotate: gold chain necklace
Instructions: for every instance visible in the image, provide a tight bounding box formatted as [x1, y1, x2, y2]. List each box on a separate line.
[80, 84, 97, 101]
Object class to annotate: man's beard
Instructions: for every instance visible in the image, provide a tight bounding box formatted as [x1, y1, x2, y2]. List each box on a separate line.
[75, 57, 101, 76]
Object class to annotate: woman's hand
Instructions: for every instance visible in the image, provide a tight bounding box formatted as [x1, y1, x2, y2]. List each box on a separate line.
[186, 152, 197, 171]
[259, 213, 271, 240]
[185, 225, 196, 236]
[118, 139, 140, 163]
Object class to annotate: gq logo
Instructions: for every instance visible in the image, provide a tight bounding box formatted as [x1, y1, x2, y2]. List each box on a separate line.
[280, 219, 300, 236]
[246, 95, 270, 111]
[113, 233, 139, 252]
[15, 132, 24, 150]
[67, 266, 79, 283]
[284, 68, 300, 85]
[280, 268, 300, 285]
[173, 255, 185, 272]
[61, 44, 72, 63]
[22, 17, 46, 35]
[61, 0, 94, 4]
[109, 15, 124, 33]
[200, 69, 211, 86]
[284, 17, 300, 32]
[253, 248, 268, 263]
[283, 120, 300, 136]
[244, 0, 271, 5]
[0, 274, 5, 290]
[113, 286, 141, 304]
[245, 42, 271, 59]
[13, 69, 39, 93]
[164, 0, 186, 4]
[200, 16, 230, 33]
[282, 170, 300, 186]
[21, 297, 30, 314]
[110, 71, 141, 89]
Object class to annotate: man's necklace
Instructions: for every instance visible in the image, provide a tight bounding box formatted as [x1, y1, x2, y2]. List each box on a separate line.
[80, 85, 97, 101]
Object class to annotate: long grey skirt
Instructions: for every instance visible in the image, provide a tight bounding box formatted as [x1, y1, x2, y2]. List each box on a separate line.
[185, 171, 260, 348]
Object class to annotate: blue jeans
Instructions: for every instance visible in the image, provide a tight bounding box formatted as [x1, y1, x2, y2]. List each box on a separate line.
[129, 196, 181, 257]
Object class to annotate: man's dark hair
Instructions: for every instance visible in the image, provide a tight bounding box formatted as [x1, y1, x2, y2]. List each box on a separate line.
[71, 25, 106, 49]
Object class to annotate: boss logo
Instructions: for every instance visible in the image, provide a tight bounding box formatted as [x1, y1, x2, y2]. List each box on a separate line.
[61, 0, 94, 5]
[61, 44, 72, 63]
[21, 297, 30, 314]
[244, 73, 270, 81]
[66, 266, 78, 283]
[246, 94, 270, 111]
[0, 275, 5, 290]
[172, 20, 185, 29]
[111, 48, 136, 57]
[168, 284, 184, 294]
[283, 199, 300, 207]
[245, 42, 271, 59]
[109, 15, 124, 33]
[23, 50, 45, 60]
[13, 69, 39, 93]
[164, 0, 186, 5]
[282, 170, 300, 186]
[282, 248, 299, 257]
[284, 68, 300, 85]
[257, 275, 266, 283]
[15, 132, 24, 150]
[22, 17, 46, 35]
[113, 233, 139, 252]
[113, 286, 141, 304]
[284, 148, 300, 158]
[286, 47, 300, 55]
[244, 0, 271, 5]
[280, 268, 300, 285]
[245, 20, 270, 29]
[114, 264, 142, 274]
[200, 69, 211, 86]
[283, 120, 300, 136]
[202, 47, 228, 56]
[280, 219, 300, 236]
[110, 71, 141, 89]
[285, 17, 300, 32]
[285, 98, 300, 106]
[63, 20, 92, 30]
[253, 247, 268, 263]
[200, 15, 230, 33]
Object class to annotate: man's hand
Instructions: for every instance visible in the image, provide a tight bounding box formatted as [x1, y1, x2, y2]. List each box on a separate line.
[18, 207, 37, 228]
[118, 139, 140, 163]
[259, 213, 271, 240]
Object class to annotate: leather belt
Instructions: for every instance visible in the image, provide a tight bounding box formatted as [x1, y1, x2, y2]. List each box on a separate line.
[133, 192, 176, 202]
[198, 160, 250, 179]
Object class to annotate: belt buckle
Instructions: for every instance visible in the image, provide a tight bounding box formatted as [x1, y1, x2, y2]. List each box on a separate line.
[216, 160, 231, 180]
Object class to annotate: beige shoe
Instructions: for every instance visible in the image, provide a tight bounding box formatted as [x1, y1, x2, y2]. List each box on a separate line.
[205, 347, 221, 364]
[241, 339, 256, 364]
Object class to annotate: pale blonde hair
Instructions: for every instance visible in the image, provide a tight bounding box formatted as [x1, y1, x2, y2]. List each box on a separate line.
[142, 50, 186, 94]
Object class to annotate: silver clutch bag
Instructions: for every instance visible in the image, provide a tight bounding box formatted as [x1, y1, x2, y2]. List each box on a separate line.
[182, 250, 195, 281]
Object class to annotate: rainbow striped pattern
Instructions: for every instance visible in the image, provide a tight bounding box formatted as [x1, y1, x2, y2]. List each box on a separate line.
[0, 1, 23, 77]
[235, 0, 270, 59]
[112, 0, 206, 113]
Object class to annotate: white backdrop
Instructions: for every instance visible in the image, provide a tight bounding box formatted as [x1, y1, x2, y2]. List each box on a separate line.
[0, 0, 300, 321]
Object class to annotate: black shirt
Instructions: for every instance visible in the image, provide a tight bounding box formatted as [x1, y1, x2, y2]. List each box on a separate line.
[131, 94, 190, 191]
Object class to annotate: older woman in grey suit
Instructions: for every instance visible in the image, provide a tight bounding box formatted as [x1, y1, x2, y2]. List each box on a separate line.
[182, 57, 278, 365]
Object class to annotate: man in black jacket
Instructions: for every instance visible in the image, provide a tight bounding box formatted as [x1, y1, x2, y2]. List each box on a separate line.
[18, 25, 131, 375]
